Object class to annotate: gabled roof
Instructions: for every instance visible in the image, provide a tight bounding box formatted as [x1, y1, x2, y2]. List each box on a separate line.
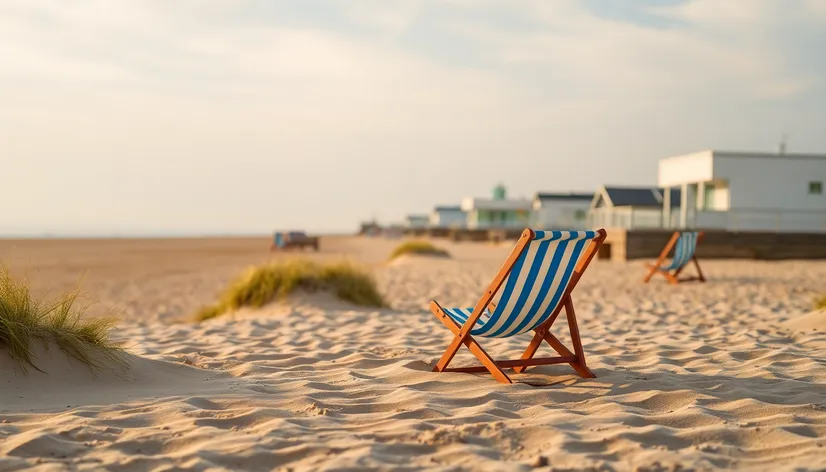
[596, 186, 681, 208]
[534, 192, 593, 201]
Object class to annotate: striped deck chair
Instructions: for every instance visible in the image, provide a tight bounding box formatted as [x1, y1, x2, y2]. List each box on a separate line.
[430, 228, 607, 384]
[643, 231, 705, 285]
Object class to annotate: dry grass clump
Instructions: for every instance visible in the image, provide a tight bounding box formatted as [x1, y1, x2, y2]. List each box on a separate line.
[0, 263, 122, 373]
[815, 293, 826, 310]
[389, 241, 450, 260]
[195, 259, 386, 321]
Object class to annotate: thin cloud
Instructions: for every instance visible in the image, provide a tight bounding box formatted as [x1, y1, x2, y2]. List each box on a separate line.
[0, 0, 823, 234]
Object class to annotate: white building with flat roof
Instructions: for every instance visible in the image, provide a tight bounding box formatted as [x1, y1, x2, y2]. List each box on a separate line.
[659, 150, 826, 232]
[531, 192, 593, 229]
[429, 205, 467, 229]
[461, 184, 532, 229]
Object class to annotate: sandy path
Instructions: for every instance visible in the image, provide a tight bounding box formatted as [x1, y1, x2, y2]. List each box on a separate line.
[1, 236, 826, 471]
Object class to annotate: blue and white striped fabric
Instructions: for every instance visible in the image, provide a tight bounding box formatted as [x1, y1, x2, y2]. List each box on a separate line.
[274, 232, 285, 248]
[441, 230, 600, 339]
[660, 232, 699, 271]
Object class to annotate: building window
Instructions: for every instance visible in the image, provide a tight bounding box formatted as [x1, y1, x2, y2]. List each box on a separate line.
[574, 209, 586, 220]
[810, 181, 823, 195]
[702, 183, 714, 210]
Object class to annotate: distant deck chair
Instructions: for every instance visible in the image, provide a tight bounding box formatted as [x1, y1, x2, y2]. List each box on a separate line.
[430, 228, 607, 384]
[643, 231, 705, 284]
[272, 232, 285, 250]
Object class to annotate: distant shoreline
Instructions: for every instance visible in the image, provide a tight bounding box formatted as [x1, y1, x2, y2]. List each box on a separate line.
[0, 232, 352, 241]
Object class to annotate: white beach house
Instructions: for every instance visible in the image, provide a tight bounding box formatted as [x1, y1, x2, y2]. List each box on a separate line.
[531, 192, 593, 229]
[461, 184, 532, 229]
[659, 150, 826, 232]
[404, 214, 429, 229]
[587, 185, 682, 229]
[429, 205, 467, 229]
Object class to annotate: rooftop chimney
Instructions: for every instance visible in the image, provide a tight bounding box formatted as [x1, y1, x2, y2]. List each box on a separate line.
[778, 133, 787, 155]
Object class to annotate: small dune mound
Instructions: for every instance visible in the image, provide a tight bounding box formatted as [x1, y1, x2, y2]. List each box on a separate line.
[0, 340, 233, 410]
[0, 263, 124, 375]
[783, 309, 826, 333]
[195, 259, 386, 321]
[389, 241, 450, 261]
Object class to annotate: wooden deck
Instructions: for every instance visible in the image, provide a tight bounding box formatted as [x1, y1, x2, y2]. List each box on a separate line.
[602, 228, 826, 261]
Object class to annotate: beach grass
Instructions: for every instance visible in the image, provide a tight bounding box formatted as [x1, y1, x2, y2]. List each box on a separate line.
[389, 241, 450, 260]
[195, 259, 386, 321]
[815, 293, 826, 310]
[0, 263, 123, 373]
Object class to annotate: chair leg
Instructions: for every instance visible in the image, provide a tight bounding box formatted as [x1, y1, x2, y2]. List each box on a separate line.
[645, 232, 680, 284]
[511, 330, 544, 374]
[692, 258, 706, 282]
[671, 258, 705, 284]
[544, 333, 595, 378]
[433, 334, 464, 373]
[513, 298, 595, 379]
[643, 263, 659, 283]
[430, 304, 513, 384]
[563, 298, 594, 377]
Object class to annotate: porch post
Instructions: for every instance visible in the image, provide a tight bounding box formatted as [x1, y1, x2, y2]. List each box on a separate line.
[695, 181, 704, 227]
[662, 186, 671, 228]
[679, 183, 688, 229]
[686, 184, 697, 228]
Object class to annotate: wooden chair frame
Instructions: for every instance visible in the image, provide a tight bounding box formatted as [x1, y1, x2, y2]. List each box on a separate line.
[643, 231, 706, 285]
[430, 228, 607, 384]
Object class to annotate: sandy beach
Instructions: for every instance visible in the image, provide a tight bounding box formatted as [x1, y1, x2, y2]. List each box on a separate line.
[1, 235, 826, 471]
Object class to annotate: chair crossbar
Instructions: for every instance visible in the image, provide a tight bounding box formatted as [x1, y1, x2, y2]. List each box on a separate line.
[444, 356, 578, 373]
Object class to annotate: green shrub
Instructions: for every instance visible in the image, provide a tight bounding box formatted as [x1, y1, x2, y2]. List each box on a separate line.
[389, 241, 450, 260]
[0, 263, 122, 373]
[195, 259, 386, 321]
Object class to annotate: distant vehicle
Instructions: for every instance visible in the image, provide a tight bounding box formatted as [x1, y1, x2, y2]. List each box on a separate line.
[271, 231, 319, 251]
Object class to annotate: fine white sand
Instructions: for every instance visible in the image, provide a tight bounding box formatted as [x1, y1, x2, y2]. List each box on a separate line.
[1, 236, 826, 471]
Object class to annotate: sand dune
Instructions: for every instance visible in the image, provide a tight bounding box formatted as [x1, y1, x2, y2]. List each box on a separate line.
[782, 309, 826, 333]
[1, 236, 826, 470]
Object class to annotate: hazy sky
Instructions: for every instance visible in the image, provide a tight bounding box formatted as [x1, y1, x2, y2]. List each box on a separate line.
[2, 0, 825, 235]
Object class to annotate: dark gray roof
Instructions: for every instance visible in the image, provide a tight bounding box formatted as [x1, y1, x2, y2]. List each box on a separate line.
[535, 192, 593, 201]
[603, 186, 681, 207]
[433, 205, 463, 212]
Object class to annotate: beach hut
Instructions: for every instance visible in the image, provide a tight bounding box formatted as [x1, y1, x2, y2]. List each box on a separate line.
[587, 186, 681, 229]
[359, 220, 382, 236]
[404, 214, 430, 229]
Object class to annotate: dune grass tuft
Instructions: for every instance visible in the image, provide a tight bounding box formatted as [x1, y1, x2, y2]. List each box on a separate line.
[195, 259, 386, 321]
[815, 293, 826, 310]
[0, 263, 123, 373]
[389, 241, 450, 260]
